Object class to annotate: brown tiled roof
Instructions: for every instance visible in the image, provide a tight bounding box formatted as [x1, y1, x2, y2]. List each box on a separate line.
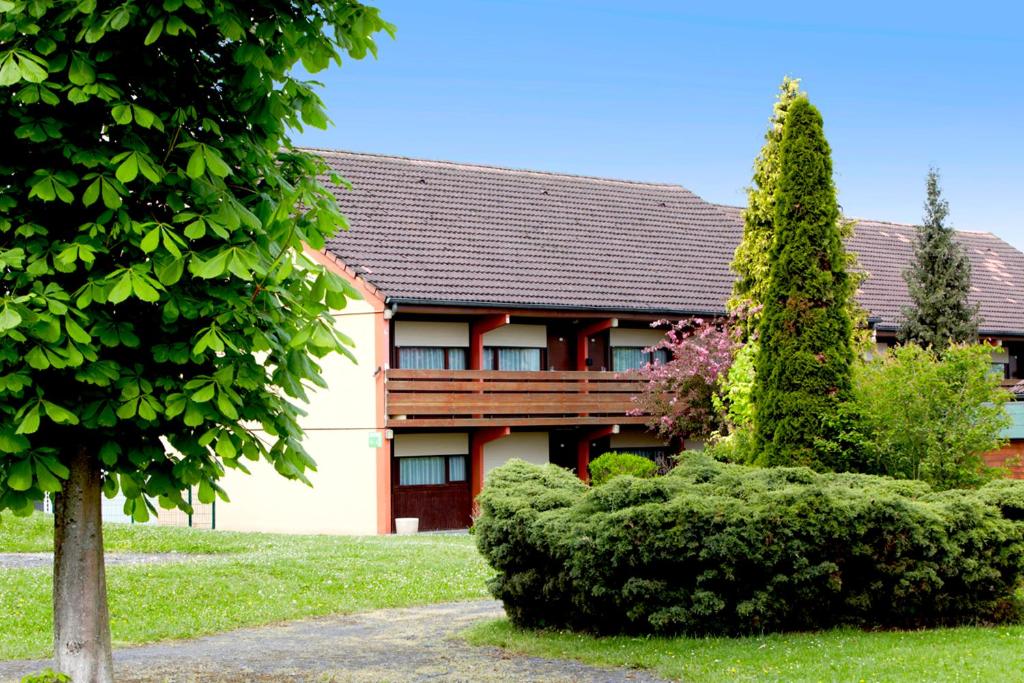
[318, 150, 1024, 336]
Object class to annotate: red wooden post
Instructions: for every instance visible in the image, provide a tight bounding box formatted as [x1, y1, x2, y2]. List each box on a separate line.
[575, 318, 618, 371]
[576, 425, 617, 482]
[470, 314, 510, 369]
[471, 426, 511, 512]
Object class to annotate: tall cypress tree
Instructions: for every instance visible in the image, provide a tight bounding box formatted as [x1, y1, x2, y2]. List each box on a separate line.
[898, 169, 980, 347]
[753, 98, 855, 468]
[729, 77, 804, 335]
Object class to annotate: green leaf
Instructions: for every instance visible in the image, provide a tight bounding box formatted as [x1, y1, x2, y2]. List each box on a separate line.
[0, 428, 29, 454]
[189, 250, 230, 279]
[144, 18, 165, 45]
[186, 147, 205, 178]
[27, 175, 54, 201]
[0, 55, 20, 86]
[132, 105, 158, 129]
[203, 146, 231, 177]
[100, 178, 122, 209]
[111, 104, 132, 125]
[7, 458, 32, 491]
[107, 273, 133, 304]
[69, 53, 95, 85]
[131, 272, 161, 302]
[216, 392, 238, 420]
[137, 153, 163, 182]
[153, 255, 184, 285]
[116, 152, 139, 183]
[116, 398, 138, 419]
[34, 460, 62, 493]
[99, 442, 120, 466]
[65, 317, 92, 343]
[140, 227, 160, 253]
[16, 53, 47, 83]
[82, 177, 101, 206]
[42, 400, 79, 425]
[15, 405, 40, 434]
[198, 477, 215, 504]
[24, 346, 49, 370]
[191, 382, 216, 403]
[0, 304, 22, 332]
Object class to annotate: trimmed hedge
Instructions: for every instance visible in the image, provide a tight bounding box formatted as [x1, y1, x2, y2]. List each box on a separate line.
[589, 451, 658, 486]
[475, 457, 1024, 635]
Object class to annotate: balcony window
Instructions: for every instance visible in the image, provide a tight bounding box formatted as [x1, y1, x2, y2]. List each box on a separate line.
[482, 347, 543, 371]
[397, 347, 467, 370]
[611, 347, 669, 371]
[398, 455, 467, 486]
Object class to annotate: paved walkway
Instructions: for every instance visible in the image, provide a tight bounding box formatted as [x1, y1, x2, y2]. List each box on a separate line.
[1, 600, 667, 682]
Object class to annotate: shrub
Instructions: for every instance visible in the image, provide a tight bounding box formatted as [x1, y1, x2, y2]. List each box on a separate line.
[475, 457, 1024, 636]
[853, 344, 1010, 489]
[589, 452, 659, 486]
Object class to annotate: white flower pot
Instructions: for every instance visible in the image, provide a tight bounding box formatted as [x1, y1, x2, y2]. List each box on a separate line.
[395, 517, 419, 535]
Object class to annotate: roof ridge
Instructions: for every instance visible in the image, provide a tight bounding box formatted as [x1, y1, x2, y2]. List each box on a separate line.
[299, 146, 698, 192]
[713, 202, 1002, 239]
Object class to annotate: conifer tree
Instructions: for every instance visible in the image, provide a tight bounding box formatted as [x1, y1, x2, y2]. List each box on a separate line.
[898, 169, 980, 347]
[729, 77, 803, 336]
[753, 98, 855, 468]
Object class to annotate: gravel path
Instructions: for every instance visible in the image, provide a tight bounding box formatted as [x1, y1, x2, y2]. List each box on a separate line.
[0, 552, 209, 570]
[0, 600, 667, 682]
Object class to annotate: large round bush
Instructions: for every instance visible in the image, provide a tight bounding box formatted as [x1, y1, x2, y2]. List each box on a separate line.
[475, 457, 1024, 635]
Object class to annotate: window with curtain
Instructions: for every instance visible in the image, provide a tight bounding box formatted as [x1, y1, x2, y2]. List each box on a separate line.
[397, 347, 467, 370]
[399, 456, 446, 485]
[482, 347, 542, 371]
[611, 347, 669, 371]
[398, 455, 468, 486]
[448, 455, 467, 482]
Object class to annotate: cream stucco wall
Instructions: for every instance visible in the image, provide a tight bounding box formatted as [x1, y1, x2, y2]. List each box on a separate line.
[484, 432, 549, 477]
[610, 432, 666, 450]
[610, 327, 665, 348]
[394, 321, 469, 347]
[394, 432, 469, 457]
[483, 324, 547, 348]
[214, 297, 381, 535]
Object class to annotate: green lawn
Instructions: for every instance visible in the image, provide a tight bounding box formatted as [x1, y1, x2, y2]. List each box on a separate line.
[0, 513, 490, 661]
[464, 619, 1024, 682]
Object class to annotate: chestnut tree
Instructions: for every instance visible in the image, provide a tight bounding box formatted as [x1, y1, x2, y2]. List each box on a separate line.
[0, 1, 392, 680]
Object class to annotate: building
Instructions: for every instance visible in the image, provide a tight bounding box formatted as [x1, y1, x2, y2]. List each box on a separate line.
[206, 150, 1024, 535]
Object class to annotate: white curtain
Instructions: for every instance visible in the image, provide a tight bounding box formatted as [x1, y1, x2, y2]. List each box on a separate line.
[448, 455, 467, 482]
[612, 347, 645, 371]
[398, 347, 445, 369]
[612, 347, 669, 370]
[399, 456, 446, 485]
[484, 347, 541, 371]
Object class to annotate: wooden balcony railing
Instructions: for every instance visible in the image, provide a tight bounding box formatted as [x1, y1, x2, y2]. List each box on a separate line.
[385, 369, 649, 428]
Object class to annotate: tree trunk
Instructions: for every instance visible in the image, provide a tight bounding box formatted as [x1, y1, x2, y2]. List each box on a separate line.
[53, 447, 114, 682]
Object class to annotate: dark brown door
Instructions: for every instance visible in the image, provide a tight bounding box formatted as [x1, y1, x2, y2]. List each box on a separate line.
[547, 325, 575, 371]
[391, 455, 472, 531]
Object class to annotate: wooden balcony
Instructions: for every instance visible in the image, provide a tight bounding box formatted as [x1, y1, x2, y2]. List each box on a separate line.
[385, 369, 649, 428]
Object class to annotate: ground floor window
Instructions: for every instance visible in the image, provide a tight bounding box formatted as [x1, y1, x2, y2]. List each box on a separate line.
[482, 347, 543, 371]
[611, 347, 669, 371]
[397, 346, 467, 370]
[398, 455, 468, 486]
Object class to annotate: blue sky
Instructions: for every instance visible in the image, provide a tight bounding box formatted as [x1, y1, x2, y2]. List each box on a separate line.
[294, 1, 1024, 251]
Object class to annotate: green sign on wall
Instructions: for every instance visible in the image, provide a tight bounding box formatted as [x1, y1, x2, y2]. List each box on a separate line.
[368, 432, 383, 448]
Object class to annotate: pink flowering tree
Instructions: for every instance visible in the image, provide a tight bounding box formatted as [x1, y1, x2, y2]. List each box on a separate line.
[625, 318, 739, 443]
